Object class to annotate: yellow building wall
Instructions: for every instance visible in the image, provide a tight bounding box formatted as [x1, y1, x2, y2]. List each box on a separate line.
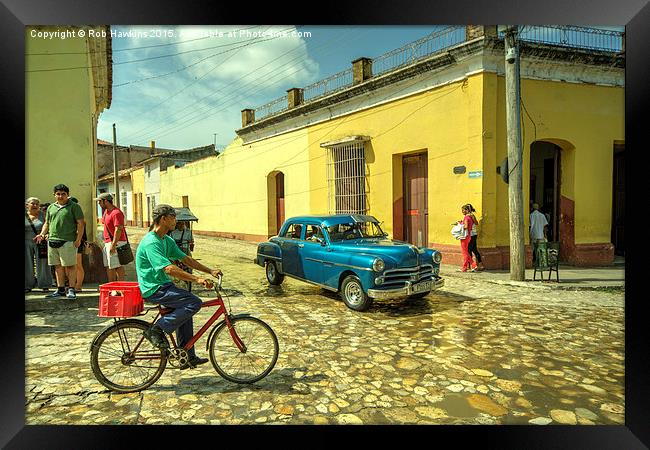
[308, 75, 483, 247]
[160, 131, 311, 239]
[25, 29, 99, 237]
[490, 75, 624, 246]
[153, 69, 622, 257]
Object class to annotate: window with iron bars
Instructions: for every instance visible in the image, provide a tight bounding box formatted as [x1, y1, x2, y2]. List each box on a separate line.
[325, 142, 368, 215]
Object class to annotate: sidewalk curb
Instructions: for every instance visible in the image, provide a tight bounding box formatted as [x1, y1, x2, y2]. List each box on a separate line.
[25, 293, 101, 313]
[442, 271, 625, 292]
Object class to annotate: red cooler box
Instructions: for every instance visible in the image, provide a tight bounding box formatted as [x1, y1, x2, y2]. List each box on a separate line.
[98, 282, 144, 317]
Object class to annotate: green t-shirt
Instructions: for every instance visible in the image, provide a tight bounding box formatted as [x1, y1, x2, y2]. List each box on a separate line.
[135, 231, 187, 298]
[45, 201, 84, 241]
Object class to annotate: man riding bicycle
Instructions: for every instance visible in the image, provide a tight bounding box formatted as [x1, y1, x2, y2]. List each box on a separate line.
[136, 204, 222, 369]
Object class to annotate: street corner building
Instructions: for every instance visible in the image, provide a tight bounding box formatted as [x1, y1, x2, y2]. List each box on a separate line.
[156, 25, 624, 269]
[26, 25, 113, 231]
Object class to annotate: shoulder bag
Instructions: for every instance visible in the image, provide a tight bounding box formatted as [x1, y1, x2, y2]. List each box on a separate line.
[107, 227, 134, 265]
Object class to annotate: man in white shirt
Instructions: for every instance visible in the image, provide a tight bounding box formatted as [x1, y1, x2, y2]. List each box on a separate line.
[530, 203, 548, 243]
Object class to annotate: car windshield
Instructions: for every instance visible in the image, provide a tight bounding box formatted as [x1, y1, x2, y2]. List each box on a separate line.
[326, 221, 385, 242]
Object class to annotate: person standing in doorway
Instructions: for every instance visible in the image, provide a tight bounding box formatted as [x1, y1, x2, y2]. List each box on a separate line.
[530, 203, 549, 263]
[36, 184, 85, 299]
[530, 203, 549, 243]
[465, 203, 484, 271]
[95, 192, 129, 282]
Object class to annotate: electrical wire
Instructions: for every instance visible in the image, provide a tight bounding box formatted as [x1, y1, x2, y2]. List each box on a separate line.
[25, 28, 292, 73]
[163, 78, 466, 204]
[121, 28, 361, 144]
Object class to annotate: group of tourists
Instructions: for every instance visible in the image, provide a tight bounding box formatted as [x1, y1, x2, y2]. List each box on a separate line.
[25, 184, 133, 297]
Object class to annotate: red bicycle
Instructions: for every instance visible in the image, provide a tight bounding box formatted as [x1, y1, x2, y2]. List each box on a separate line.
[89, 275, 279, 393]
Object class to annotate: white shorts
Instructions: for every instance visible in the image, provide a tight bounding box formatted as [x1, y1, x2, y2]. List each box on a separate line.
[103, 241, 128, 269]
[48, 241, 77, 267]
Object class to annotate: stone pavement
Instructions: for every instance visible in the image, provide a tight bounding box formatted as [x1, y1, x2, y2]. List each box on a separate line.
[24, 228, 625, 425]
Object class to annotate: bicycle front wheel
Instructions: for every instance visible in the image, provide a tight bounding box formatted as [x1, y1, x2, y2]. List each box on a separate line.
[209, 316, 279, 384]
[90, 320, 168, 393]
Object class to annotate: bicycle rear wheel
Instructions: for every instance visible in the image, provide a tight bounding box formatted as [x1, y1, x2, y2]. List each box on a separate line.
[209, 316, 279, 384]
[90, 320, 168, 393]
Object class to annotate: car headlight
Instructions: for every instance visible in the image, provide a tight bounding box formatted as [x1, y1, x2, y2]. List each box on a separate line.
[372, 258, 385, 272]
[432, 251, 442, 264]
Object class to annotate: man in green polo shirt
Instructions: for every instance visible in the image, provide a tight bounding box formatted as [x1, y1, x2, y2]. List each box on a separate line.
[136, 204, 222, 369]
[36, 184, 85, 299]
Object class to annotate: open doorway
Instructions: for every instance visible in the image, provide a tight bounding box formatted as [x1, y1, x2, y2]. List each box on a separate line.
[529, 141, 561, 243]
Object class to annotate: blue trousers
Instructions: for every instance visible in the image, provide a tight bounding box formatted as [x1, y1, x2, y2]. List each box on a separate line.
[145, 283, 202, 357]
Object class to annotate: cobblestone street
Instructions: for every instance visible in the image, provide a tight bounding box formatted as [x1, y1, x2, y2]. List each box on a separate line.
[25, 227, 625, 425]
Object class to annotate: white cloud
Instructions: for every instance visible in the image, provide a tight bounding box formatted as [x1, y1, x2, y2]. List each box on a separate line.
[99, 25, 320, 149]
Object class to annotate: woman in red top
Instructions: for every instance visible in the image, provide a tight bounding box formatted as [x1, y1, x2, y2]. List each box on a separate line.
[459, 204, 477, 272]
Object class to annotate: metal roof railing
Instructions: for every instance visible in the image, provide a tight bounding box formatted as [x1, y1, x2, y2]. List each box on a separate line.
[255, 96, 289, 121]
[372, 26, 466, 77]
[303, 67, 354, 103]
[502, 25, 624, 53]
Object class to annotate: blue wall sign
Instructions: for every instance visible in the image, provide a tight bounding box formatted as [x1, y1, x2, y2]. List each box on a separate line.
[468, 171, 483, 178]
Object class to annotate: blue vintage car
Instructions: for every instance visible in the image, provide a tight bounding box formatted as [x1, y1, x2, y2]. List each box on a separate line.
[254, 214, 444, 311]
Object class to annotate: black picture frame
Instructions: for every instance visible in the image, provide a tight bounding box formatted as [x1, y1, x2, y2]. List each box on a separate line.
[8, 0, 646, 447]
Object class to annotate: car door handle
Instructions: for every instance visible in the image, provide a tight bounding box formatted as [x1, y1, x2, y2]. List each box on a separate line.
[298, 244, 304, 248]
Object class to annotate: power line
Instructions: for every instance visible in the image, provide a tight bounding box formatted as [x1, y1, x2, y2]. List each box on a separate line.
[25, 28, 293, 73]
[162, 67, 464, 186]
[130, 26, 273, 116]
[121, 29, 360, 144]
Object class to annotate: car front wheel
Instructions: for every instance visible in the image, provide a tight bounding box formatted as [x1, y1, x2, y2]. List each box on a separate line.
[266, 261, 284, 286]
[340, 275, 372, 311]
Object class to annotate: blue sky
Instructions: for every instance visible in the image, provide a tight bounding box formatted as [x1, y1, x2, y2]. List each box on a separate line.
[97, 25, 445, 150]
[97, 25, 623, 151]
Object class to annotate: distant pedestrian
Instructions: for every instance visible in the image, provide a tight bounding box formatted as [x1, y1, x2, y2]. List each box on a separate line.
[95, 192, 129, 281]
[36, 184, 85, 299]
[25, 197, 52, 293]
[69, 197, 88, 292]
[530, 203, 548, 243]
[465, 203, 484, 271]
[530, 203, 549, 263]
[458, 204, 477, 273]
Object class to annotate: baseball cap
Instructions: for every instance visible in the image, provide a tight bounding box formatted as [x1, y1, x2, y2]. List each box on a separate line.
[94, 192, 113, 202]
[152, 204, 177, 220]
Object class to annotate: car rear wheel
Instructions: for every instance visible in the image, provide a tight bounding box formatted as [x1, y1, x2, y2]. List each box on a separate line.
[340, 275, 372, 311]
[266, 260, 284, 286]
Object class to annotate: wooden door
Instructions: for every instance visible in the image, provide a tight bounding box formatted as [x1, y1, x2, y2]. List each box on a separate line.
[276, 173, 285, 232]
[403, 153, 428, 247]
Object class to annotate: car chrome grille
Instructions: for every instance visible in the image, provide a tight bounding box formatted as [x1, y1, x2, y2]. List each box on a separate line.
[380, 264, 434, 288]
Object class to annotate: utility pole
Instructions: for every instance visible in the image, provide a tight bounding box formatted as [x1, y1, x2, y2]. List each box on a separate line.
[504, 26, 525, 281]
[112, 123, 121, 210]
